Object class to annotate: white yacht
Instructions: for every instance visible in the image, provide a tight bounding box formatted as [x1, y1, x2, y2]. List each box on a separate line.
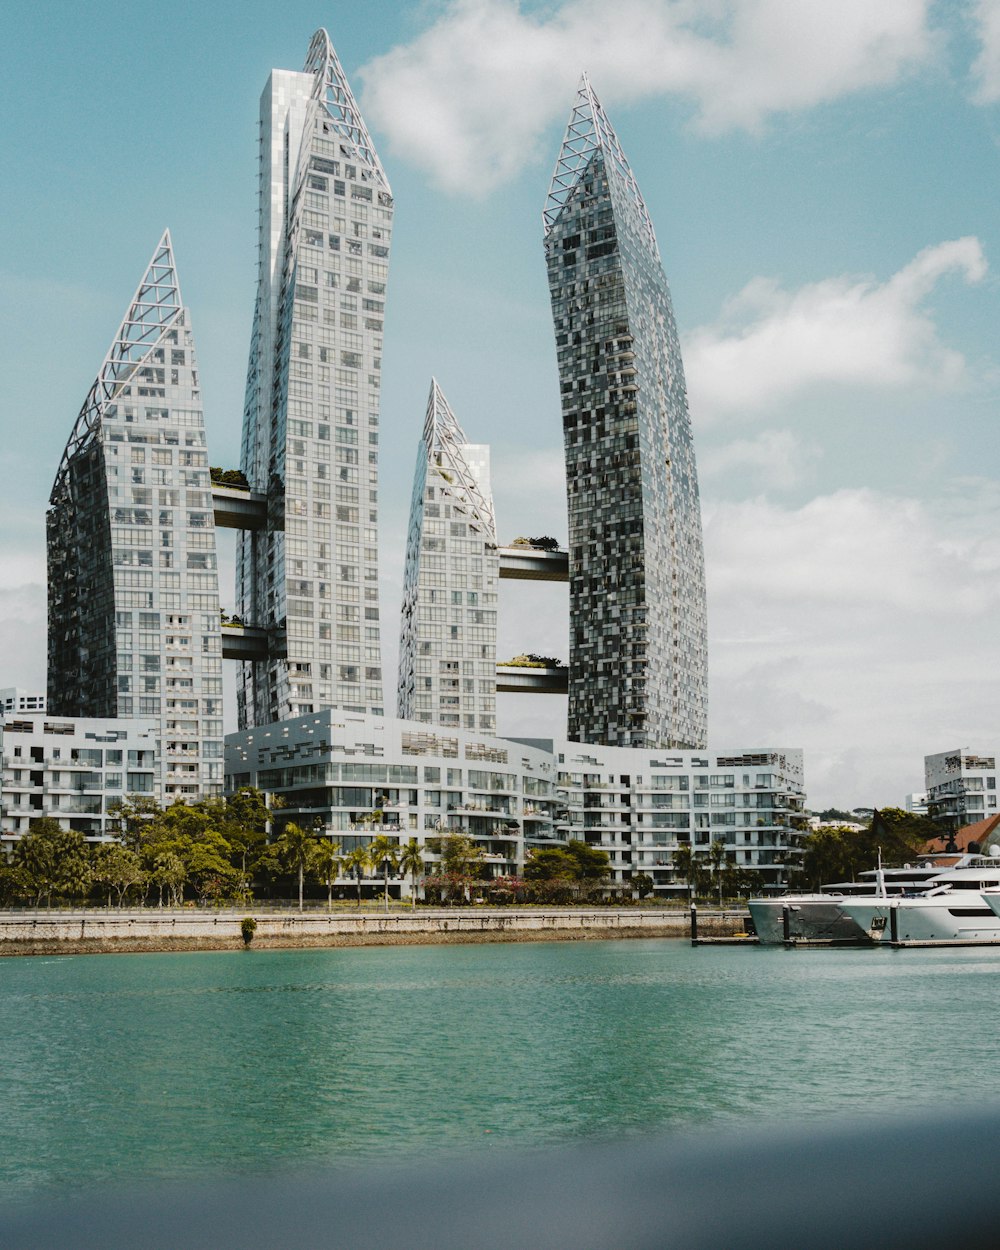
[748, 865, 944, 944]
[839, 851, 1000, 944]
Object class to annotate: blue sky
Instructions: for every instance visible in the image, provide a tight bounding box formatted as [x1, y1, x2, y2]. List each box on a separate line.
[2, 0, 998, 807]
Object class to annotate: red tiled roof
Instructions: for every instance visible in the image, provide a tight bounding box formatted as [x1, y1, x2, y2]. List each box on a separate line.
[921, 813, 1000, 855]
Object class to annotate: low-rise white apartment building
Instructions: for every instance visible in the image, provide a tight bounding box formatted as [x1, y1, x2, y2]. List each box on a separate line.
[554, 743, 806, 897]
[0, 714, 159, 852]
[226, 713, 806, 897]
[226, 711, 560, 887]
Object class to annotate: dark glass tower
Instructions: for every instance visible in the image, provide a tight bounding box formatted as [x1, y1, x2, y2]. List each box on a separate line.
[544, 76, 707, 749]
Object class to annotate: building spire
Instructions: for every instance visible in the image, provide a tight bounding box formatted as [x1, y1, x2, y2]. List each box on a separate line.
[303, 28, 390, 190]
[423, 379, 495, 539]
[52, 231, 183, 501]
[543, 75, 656, 255]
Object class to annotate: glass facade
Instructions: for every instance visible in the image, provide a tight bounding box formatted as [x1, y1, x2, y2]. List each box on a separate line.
[237, 29, 391, 727]
[543, 77, 708, 750]
[47, 232, 224, 798]
[397, 380, 498, 732]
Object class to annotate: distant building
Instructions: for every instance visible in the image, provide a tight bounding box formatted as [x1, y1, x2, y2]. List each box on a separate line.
[226, 711, 559, 891]
[226, 715, 805, 897]
[237, 29, 392, 726]
[925, 748, 998, 836]
[0, 689, 46, 717]
[0, 714, 158, 849]
[397, 380, 498, 733]
[47, 231, 224, 800]
[554, 743, 806, 896]
[543, 76, 707, 750]
[905, 792, 929, 816]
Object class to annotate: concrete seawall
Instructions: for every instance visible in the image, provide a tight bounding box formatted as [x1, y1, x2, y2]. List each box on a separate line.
[0, 907, 748, 956]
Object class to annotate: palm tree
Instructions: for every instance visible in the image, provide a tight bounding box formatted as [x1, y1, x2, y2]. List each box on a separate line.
[368, 834, 399, 912]
[276, 822, 315, 912]
[313, 838, 343, 911]
[397, 838, 425, 909]
[709, 839, 728, 905]
[673, 841, 696, 903]
[342, 845, 372, 908]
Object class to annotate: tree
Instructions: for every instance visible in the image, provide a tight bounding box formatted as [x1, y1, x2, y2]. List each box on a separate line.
[367, 834, 399, 911]
[313, 839, 342, 911]
[632, 872, 654, 900]
[106, 794, 162, 851]
[708, 839, 728, 905]
[149, 850, 186, 907]
[564, 839, 610, 881]
[397, 838, 425, 909]
[524, 847, 579, 881]
[274, 822, 317, 912]
[525, 840, 610, 899]
[511, 536, 560, 550]
[14, 820, 91, 907]
[224, 787, 271, 890]
[791, 808, 934, 891]
[426, 833, 484, 903]
[90, 843, 145, 908]
[342, 845, 373, 907]
[673, 842, 697, 902]
[0, 861, 32, 907]
[431, 833, 483, 877]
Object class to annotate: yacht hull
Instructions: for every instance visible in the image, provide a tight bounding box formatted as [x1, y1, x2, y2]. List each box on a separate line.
[747, 897, 870, 945]
[841, 897, 1000, 944]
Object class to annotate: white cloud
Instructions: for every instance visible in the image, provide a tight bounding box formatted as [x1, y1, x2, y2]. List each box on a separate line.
[684, 238, 987, 423]
[705, 484, 1000, 805]
[699, 428, 819, 488]
[970, 0, 1000, 103]
[359, 0, 937, 193]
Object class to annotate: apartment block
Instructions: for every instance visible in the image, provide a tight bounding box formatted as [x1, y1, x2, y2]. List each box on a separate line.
[555, 743, 806, 896]
[0, 714, 158, 849]
[925, 748, 998, 835]
[226, 711, 559, 888]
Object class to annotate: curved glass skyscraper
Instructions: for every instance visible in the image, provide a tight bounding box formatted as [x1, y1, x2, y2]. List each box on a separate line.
[238, 30, 391, 726]
[544, 77, 708, 749]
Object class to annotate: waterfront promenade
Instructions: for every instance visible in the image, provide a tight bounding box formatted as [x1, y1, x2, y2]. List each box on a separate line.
[0, 905, 746, 955]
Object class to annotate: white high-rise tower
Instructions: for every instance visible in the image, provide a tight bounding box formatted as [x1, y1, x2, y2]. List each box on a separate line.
[397, 380, 498, 732]
[48, 232, 225, 798]
[238, 30, 392, 726]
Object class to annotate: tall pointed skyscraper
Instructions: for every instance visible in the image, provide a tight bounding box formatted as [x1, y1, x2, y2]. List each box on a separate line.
[47, 232, 225, 798]
[397, 380, 498, 732]
[237, 30, 392, 726]
[543, 77, 708, 749]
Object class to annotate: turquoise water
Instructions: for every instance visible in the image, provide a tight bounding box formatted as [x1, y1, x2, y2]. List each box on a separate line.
[3, 938, 1000, 1199]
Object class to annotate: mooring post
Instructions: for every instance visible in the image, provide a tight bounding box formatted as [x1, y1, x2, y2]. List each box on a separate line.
[690, 903, 698, 945]
[782, 905, 791, 943]
[889, 904, 899, 945]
